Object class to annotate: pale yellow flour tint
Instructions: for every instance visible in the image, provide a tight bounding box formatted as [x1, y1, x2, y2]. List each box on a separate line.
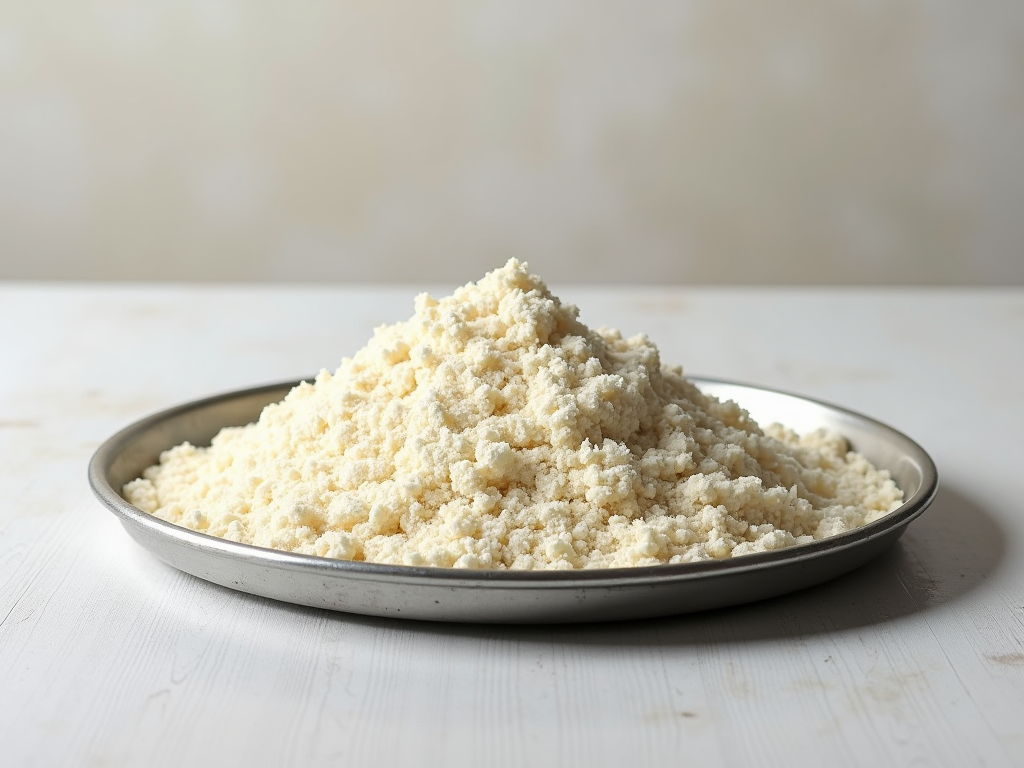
[125, 261, 902, 569]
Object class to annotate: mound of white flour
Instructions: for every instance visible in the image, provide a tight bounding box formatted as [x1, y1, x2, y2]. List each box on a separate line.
[125, 261, 902, 569]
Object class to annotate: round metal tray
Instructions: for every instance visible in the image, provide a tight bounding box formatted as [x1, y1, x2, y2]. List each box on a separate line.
[89, 378, 937, 623]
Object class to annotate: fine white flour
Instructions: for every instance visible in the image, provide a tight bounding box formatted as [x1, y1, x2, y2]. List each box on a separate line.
[125, 261, 903, 569]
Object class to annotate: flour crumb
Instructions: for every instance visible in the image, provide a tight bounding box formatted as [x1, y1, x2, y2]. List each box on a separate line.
[124, 260, 904, 569]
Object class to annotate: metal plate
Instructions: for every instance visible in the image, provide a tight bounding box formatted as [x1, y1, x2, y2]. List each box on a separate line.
[88, 378, 938, 623]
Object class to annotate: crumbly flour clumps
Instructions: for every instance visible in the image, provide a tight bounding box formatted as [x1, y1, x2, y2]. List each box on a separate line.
[125, 260, 903, 570]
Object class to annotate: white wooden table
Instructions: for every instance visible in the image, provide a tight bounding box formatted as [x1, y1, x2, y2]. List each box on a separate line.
[2, 283, 1023, 767]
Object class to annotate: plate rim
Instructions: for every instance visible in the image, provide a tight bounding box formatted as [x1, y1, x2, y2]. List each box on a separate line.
[88, 376, 939, 589]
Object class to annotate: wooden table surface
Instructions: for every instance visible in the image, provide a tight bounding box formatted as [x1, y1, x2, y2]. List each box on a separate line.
[2, 283, 1023, 767]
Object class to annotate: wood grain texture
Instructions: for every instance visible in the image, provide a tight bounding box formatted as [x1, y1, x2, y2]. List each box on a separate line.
[1, 285, 1023, 767]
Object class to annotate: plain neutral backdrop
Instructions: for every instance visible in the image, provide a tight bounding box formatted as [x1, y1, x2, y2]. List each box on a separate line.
[1, 0, 1022, 285]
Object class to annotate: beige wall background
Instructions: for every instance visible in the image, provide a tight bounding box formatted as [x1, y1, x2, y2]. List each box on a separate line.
[0, 0, 1021, 284]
